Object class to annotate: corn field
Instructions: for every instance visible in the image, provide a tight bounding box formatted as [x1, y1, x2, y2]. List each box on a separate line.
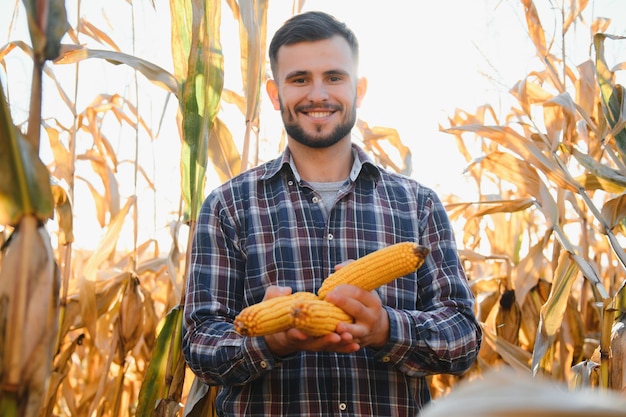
[1, 1, 626, 416]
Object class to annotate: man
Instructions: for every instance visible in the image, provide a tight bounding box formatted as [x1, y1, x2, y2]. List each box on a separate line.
[182, 10, 481, 416]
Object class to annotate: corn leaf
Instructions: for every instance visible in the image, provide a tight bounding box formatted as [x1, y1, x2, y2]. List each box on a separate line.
[481, 324, 532, 372]
[208, 117, 241, 183]
[593, 33, 626, 157]
[169, 0, 192, 84]
[521, 0, 547, 57]
[0, 216, 59, 417]
[237, 0, 268, 170]
[54, 46, 178, 94]
[0, 85, 54, 226]
[21, 0, 69, 61]
[601, 194, 626, 231]
[572, 147, 626, 189]
[446, 124, 580, 192]
[175, 0, 225, 222]
[135, 306, 184, 416]
[532, 251, 579, 374]
[469, 151, 558, 224]
[358, 120, 412, 176]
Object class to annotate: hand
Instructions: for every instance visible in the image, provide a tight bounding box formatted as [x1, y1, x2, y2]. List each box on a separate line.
[324, 284, 390, 349]
[262, 285, 362, 357]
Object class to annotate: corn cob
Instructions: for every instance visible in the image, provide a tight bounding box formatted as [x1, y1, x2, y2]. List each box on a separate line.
[233, 291, 317, 336]
[291, 298, 354, 336]
[317, 242, 429, 299]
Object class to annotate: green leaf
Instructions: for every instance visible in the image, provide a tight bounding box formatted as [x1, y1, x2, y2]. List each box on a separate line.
[135, 306, 184, 416]
[169, 0, 193, 85]
[178, 0, 225, 222]
[22, 0, 69, 61]
[593, 33, 626, 157]
[0, 85, 53, 226]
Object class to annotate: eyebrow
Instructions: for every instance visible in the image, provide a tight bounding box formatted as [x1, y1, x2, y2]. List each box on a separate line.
[284, 69, 350, 80]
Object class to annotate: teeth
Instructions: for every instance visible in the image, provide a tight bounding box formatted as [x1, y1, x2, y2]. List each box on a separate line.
[308, 111, 332, 118]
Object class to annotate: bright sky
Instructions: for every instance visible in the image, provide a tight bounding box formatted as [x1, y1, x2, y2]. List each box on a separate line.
[1, 0, 625, 250]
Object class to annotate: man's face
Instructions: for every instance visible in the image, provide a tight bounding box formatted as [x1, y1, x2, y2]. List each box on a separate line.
[266, 36, 366, 149]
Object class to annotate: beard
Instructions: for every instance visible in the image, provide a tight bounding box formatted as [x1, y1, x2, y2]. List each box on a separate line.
[280, 99, 357, 149]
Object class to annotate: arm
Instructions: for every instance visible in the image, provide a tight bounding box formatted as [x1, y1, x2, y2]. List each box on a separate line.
[182, 195, 278, 386]
[331, 190, 481, 376]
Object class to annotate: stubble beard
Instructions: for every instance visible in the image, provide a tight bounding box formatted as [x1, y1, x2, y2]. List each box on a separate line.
[280, 99, 357, 149]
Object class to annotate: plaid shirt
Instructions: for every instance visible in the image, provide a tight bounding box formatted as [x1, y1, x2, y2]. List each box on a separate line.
[183, 144, 481, 416]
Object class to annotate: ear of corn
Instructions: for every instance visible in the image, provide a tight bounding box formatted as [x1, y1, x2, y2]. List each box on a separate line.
[233, 292, 317, 336]
[233, 242, 429, 337]
[291, 298, 354, 336]
[317, 242, 429, 299]
[234, 291, 353, 337]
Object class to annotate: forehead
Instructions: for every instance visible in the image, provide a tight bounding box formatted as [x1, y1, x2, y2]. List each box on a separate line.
[274, 36, 357, 79]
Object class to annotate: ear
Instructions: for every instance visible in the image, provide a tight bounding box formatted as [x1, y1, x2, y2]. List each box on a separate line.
[356, 76, 367, 108]
[266, 79, 281, 110]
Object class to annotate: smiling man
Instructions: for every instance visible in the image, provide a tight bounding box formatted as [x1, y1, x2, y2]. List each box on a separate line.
[182, 11, 481, 416]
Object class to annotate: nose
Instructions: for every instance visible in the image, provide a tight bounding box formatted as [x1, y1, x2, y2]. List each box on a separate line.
[307, 80, 329, 102]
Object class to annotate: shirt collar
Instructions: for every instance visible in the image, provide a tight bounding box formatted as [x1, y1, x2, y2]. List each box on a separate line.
[260, 144, 381, 183]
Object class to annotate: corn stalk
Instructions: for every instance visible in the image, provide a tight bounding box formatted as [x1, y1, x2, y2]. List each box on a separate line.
[0, 1, 68, 416]
[442, 0, 626, 391]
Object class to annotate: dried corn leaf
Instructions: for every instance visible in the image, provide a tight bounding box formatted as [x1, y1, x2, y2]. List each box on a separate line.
[358, 119, 412, 176]
[532, 251, 579, 374]
[118, 274, 145, 353]
[77, 18, 122, 51]
[447, 124, 580, 192]
[238, 0, 268, 170]
[608, 310, 626, 392]
[55, 46, 178, 94]
[601, 194, 626, 231]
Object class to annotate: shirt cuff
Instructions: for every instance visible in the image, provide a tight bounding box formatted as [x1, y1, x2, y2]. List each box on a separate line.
[372, 307, 415, 366]
[242, 336, 281, 373]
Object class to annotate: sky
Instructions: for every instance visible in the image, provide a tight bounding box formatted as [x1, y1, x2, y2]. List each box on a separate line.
[2, 0, 626, 249]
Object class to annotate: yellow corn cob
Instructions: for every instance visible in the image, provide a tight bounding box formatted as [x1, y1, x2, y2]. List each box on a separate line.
[317, 242, 429, 299]
[291, 298, 354, 336]
[233, 291, 317, 336]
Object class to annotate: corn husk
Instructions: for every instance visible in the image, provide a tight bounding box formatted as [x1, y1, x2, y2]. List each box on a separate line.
[0, 216, 59, 417]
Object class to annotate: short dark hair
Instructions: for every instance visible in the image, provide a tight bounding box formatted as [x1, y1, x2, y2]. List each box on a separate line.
[268, 11, 359, 78]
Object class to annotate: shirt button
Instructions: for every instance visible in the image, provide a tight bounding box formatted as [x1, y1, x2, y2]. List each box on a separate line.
[312, 196, 319, 203]
[288, 180, 294, 186]
[382, 356, 391, 362]
[260, 361, 267, 368]
[339, 403, 347, 411]
[327, 233, 334, 241]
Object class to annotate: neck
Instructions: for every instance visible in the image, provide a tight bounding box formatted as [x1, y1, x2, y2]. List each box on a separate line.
[289, 139, 353, 182]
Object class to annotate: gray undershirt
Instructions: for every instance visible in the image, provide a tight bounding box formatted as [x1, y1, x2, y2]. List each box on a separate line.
[309, 180, 346, 218]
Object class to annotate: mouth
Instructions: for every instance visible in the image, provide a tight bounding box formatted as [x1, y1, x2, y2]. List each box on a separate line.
[306, 110, 334, 119]
[297, 105, 340, 120]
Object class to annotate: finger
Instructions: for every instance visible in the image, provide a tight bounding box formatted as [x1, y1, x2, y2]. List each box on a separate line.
[263, 285, 292, 300]
[333, 259, 354, 271]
